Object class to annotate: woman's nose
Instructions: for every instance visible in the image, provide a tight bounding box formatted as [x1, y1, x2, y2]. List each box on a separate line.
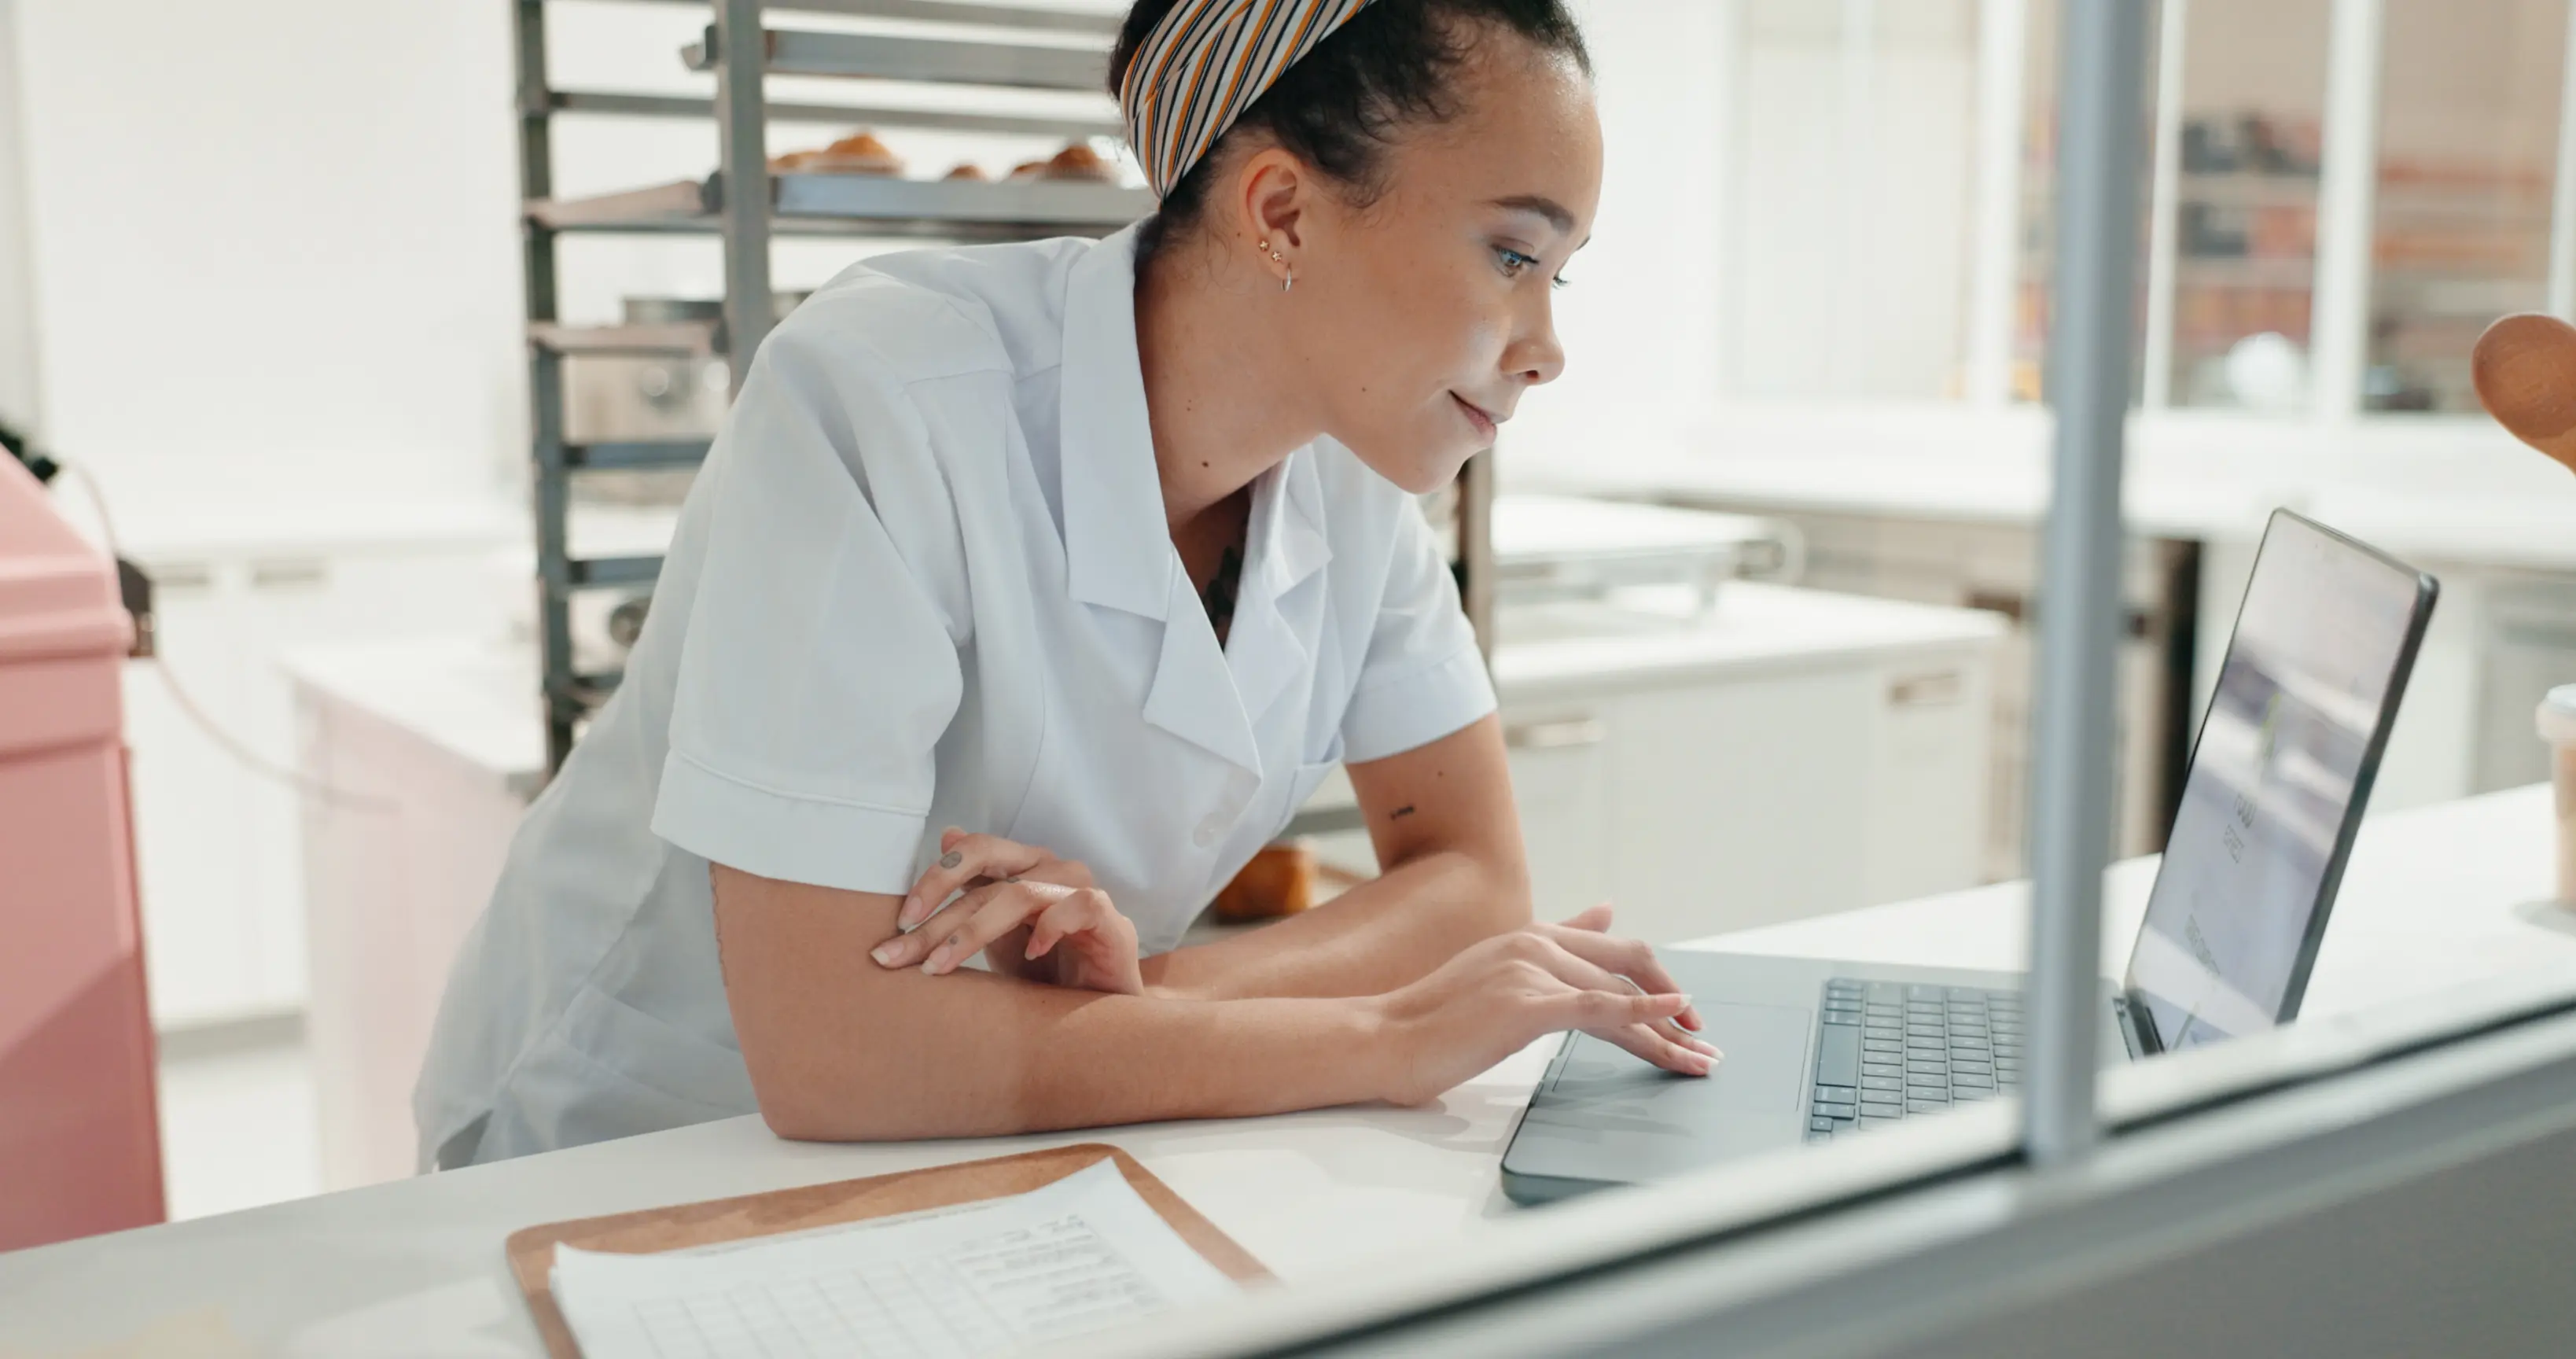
[1509, 298, 1567, 387]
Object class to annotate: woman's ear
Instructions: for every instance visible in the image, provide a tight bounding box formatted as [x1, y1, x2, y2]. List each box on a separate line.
[1235, 145, 1308, 285]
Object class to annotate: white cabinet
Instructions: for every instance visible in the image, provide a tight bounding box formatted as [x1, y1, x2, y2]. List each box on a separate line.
[1483, 585, 2000, 943]
[1301, 585, 2004, 944]
[1647, 505, 2194, 878]
[1500, 713, 1616, 917]
[116, 510, 519, 1029]
[1595, 666, 1880, 938]
[290, 639, 538, 1190]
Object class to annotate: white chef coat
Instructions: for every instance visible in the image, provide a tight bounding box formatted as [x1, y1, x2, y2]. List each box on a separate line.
[412, 223, 1496, 1168]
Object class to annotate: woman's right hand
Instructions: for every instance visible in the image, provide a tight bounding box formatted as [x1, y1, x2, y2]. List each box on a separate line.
[1368, 917, 1723, 1107]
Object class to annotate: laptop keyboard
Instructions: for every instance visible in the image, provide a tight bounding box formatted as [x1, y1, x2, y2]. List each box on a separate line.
[1805, 980, 2025, 1143]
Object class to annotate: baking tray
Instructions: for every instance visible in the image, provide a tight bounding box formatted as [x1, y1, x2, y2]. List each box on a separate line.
[527, 171, 1148, 237]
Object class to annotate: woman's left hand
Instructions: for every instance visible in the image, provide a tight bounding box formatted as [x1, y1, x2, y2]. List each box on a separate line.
[869, 829, 1144, 996]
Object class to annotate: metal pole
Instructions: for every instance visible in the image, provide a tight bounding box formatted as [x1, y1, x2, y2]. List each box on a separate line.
[0, 0, 48, 436]
[533, 350, 578, 773]
[515, 0, 580, 776]
[1832, 0, 1879, 395]
[1965, 0, 2030, 407]
[2548, 0, 2576, 321]
[2023, 0, 2150, 1169]
[2139, 0, 2188, 409]
[1457, 451, 1496, 661]
[2309, 0, 2384, 417]
[714, 0, 775, 389]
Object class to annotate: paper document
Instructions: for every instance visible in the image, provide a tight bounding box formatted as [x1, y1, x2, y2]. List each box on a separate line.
[550, 1158, 1242, 1358]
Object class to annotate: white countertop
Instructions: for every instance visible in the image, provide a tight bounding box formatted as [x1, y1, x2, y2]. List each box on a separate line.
[4, 785, 2570, 1357]
[1503, 406, 2576, 571]
[1494, 584, 2002, 703]
[285, 635, 547, 797]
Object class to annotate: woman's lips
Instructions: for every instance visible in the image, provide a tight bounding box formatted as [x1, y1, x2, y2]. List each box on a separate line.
[1452, 393, 1499, 441]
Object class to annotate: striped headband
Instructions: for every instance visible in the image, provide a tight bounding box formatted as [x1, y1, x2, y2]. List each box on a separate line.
[1119, 0, 1379, 199]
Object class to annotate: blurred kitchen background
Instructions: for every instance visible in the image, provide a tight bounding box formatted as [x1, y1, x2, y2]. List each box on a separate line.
[8, 0, 2576, 1224]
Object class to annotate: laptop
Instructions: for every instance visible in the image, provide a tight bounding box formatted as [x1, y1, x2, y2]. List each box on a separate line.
[1500, 510, 2440, 1204]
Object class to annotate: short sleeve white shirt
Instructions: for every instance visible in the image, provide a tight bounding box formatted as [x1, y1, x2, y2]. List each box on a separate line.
[413, 224, 1496, 1166]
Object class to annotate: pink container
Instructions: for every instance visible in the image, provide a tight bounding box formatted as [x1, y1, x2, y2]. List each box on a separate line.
[0, 456, 164, 1249]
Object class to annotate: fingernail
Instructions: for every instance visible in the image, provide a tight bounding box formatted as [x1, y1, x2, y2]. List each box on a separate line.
[1690, 1037, 1720, 1057]
[1679, 1010, 1703, 1031]
[871, 942, 900, 967]
[897, 897, 920, 929]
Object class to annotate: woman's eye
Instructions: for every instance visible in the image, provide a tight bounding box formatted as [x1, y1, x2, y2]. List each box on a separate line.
[1496, 247, 1572, 289]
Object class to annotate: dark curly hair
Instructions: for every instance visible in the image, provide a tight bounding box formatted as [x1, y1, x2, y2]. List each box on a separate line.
[1110, 0, 1590, 266]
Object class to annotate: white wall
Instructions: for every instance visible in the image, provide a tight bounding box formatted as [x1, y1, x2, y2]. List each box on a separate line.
[1501, 0, 1729, 463]
[3, 0, 1138, 525]
[1518, 0, 1982, 448]
[0, 0, 42, 435]
[1732, 0, 1978, 403]
[2, 0, 1721, 522]
[10, 0, 528, 516]
[1535, 0, 1725, 429]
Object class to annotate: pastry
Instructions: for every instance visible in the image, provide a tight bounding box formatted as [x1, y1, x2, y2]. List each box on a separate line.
[768, 130, 903, 176]
[1211, 844, 1319, 920]
[944, 162, 988, 181]
[1007, 142, 1121, 183]
[1039, 142, 1118, 182]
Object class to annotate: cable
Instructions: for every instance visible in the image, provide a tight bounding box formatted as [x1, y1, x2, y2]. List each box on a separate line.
[50, 456, 401, 815]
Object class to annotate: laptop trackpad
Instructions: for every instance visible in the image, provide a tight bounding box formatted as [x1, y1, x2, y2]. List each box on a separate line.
[1513, 1001, 1813, 1181]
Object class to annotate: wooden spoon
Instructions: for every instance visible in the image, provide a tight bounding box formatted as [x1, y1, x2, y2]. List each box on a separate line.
[2473, 312, 2576, 473]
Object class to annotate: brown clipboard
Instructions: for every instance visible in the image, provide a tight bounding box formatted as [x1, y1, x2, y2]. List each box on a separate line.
[504, 1142, 1271, 1359]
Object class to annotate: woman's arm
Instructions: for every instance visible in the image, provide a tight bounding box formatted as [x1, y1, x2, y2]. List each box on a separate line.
[712, 858, 1704, 1140]
[1140, 713, 1532, 1003]
[715, 864, 1390, 1140]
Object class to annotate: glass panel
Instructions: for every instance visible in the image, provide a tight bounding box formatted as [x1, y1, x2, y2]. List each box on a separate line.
[2368, 0, 2569, 413]
[2166, 0, 2333, 411]
[1730, 0, 1981, 401]
[2014, 0, 2162, 404]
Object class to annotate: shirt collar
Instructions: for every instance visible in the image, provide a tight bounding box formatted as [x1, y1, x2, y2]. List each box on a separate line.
[1225, 447, 1334, 721]
[1055, 226, 1338, 773]
[1058, 224, 1172, 621]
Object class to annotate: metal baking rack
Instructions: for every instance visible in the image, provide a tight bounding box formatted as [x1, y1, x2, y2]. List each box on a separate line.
[515, 0, 1150, 772]
[514, 0, 1496, 792]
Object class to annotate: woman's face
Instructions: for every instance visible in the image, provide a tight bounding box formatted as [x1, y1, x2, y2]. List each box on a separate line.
[1282, 35, 1602, 494]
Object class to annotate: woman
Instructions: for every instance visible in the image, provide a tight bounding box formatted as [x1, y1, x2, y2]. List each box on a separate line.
[415, 0, 1718, 1169]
